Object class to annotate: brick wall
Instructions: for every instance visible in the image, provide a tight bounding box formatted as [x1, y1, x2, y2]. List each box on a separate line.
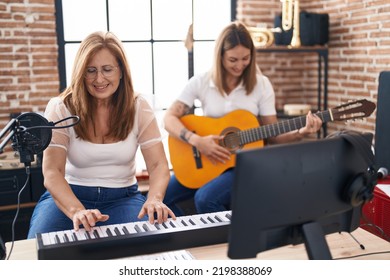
[237, 0, 390, 136]
[0, 0, 58, 141]
[1, 0, 389, 144]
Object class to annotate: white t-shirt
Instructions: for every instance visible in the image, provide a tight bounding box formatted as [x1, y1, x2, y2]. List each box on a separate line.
[177, 71, 277, 118]
[44, 95, 161, 188]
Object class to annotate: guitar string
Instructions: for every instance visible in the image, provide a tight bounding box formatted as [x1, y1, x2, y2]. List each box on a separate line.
[223, 110, 331, 146]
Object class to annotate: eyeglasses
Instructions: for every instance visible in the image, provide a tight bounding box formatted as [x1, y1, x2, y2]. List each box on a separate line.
[84, 65, 119, 79]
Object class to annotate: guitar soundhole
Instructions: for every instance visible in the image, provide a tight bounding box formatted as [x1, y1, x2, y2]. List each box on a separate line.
[219, 128, 242, 152]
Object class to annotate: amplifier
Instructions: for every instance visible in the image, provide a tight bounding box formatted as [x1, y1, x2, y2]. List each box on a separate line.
[0, 167, 31, 206]
[0, 152, 45, 242]
[274, 11, 329, 46]
[0, 206, 35, 242]
[361, 177, 390, 241]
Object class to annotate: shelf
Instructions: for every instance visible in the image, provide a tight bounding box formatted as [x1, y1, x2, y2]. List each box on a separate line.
[256, 46, 328, 137]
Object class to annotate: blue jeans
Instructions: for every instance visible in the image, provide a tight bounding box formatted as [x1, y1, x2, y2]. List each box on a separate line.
[27, 184, 147, 239]
[163, 169, 234, 216]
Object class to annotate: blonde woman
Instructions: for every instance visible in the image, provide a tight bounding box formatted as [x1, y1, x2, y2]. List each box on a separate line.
[163, 21, 322, 215]
[28, 31, 175, 238]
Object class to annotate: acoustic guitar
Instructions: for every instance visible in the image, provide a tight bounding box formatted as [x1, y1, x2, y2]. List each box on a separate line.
[168, 99, 376, 189]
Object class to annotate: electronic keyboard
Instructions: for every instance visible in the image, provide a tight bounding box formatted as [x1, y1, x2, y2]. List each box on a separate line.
[36, 210, 231, 260]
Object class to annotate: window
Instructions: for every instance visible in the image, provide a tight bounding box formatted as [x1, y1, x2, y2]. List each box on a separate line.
[55, 0, 235, 109]
[54, 0, 235, 171]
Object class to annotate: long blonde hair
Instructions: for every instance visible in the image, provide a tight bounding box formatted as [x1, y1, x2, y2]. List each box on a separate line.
[212, 21, 258, 95]
[60, 31, 136, 141]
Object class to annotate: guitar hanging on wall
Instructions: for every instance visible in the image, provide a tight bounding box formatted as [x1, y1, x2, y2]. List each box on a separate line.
[185, 24, 194, 79]
[168, 99, 376, 189]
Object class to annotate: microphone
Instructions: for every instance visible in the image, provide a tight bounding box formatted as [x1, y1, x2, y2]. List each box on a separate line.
[0, 112, 79, 260]
[11, 112, 53, 165]
[377, 167, 388, 179]
[0, 112, 80, 166]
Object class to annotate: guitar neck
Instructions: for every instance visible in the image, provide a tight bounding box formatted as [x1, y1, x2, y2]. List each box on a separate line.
[239, 110, 332, 145]
[188, 51, 194, 79]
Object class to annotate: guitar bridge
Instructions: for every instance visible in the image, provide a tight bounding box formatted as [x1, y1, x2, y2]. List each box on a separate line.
[192, 146, 203, 169]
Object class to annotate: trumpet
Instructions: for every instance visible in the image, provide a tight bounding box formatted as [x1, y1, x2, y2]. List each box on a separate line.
[248, 26, 282, 48]
[281, 0, 301, 48]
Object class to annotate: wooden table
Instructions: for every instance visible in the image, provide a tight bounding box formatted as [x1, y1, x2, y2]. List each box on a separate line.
[5, 227, 390, 260]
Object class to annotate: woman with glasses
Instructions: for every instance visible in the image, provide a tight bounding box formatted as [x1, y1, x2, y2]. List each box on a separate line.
[27, 31, 175, 238]
[163, 21, 322, 216]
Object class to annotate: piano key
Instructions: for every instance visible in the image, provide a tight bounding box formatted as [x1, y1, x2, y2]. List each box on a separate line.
[225, 212, 232, 220]
[48, 232, 59, 244]
[213, 215, 223, 223]
[177, 218, 189, 227]
[188, 218, 196, 226]
[105, 225, 123, 236]
[114, 227, 122, 236]
[99, 227, 109, 237]
[148, 223, 160, 232]
[160, 220, 174, 229]
[132, 221, 148, 233]
[36, 210, 232, 260]
[134, 224, 143, 233]
[41, 233, 51, 246]
[55, 231, 68, 243]
[180, 219, 188, 227]
[84, 231, 92, 240]
[122, 226, 130, 235]
[178, 216, 195, 227]
[39, 210, 231, 245]
[97, 226, 110, 238]
[106, 227, 114, 237]
[199, 216, 208, 224]
[74, 229, 88, 241]
[207, 216, 217, 223]
[169, 219, 183, 228]
[92, 229, 100, 238]
[122, 223, 138, 234]
[154, 223, 161, 230]
[187, 215, 204, 225]
[215, 211, 231, 222]
[63, 233, 69, 243]
[63, 230, 73, 242]
[142, 223, 151, 232]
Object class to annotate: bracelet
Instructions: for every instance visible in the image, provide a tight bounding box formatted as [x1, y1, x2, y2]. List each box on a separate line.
[187, 132, 194, 142]
[179, 128, 189, 142]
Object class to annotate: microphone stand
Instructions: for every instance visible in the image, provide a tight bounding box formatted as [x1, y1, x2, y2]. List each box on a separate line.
[0, 116, 39, 259]
[1, 117, 41, 167]
[1, 112, 79, 259]
[0, 118, 17, 154]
